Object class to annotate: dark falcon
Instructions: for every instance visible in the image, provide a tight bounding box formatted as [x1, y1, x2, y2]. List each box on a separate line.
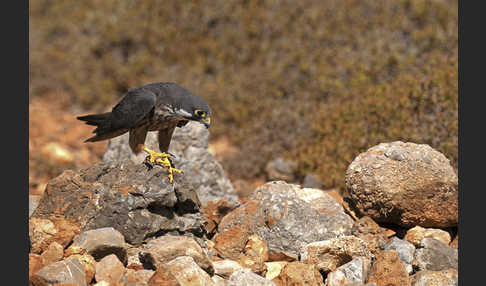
[77, 82, 212, 183]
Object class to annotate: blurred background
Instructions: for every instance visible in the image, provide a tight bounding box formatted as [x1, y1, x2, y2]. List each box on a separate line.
[29, 0, 457, 198]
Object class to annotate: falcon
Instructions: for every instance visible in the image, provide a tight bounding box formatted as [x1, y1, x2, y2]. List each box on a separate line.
[77, 82, 212, 183]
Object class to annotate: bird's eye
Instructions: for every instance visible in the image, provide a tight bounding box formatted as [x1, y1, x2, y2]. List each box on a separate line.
[195, 110, 206, 118]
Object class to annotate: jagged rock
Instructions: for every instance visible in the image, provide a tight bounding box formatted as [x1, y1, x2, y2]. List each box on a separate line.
[213, 260, 248, 279]
[31, 257, 87, 286]
[202, 199, 239, 237]
[40, 241, 64, 267]
[31, 160, 206, 246]
[213, 275, 229, 286]
[237, 234, 268, 274]
[95, 254, 126, 285]
[367, 250, 411, 286]
[29, 253, 44, 282]
[67, 254, 96, 284]
[265, 157, 296, 182]
[345, 141, 458, 227]
[102, 121, 238, 206]
[265, 262, 288, 281]
[450, 235, 458, 249]
[29, 217, 81, 254]
[65, 227, 127, 263]
[272, 261, 324, 286]
[216, 181, 354, 260]
[29, 195, 42, 218]
[301, 236, 372, 273]
[147, 265, 179, 286]
[165, 256, 214, 286]
[413, 238, 458, 271]
[120, 269, 155, 285]
[140, 234, 214, 275]
[410, 269, 458, 286]
[351, 216, 387, 255]
[404, 226, 452, 247]
[228, 270, 276, 286]
[384, 237, 415, 274]
[326, 257, 371, 286]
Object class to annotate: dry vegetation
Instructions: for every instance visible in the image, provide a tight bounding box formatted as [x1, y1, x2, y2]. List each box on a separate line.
[29, 0, 457, 190]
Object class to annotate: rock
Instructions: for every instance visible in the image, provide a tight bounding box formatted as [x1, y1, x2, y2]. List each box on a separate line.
[301, 236, 372, 273]
[213, 260, 247, 279]
[29, 253, 44, 281]
[95, 254, 126, 285]
[228, 269, 276, 286]
[410, 269, 458, 286]
[326, 257, 371, 286]
[301, 173, 323, 189]
[265, 157, 296, 182]
[29, 217, 80, 254]
[127, 246, 144, 270]
[65, 227, 127, 263]
[351, 216, 387, 255]
[272, 261, 323, 286]
[413, 238, 458, 271]
[384, 237, 415, 274]
[202, 199, 239, 237]
[213, 275, 229, 286]
[102, 121, 238, 206]
[166, 256, 214, 286]
[450, 235, 458, 249]
[345, 141, 458, 227]
[40, 241, 64, 266]
[367, 250, 411, 286]
[29, 195, 42, 218]
[216, 181, 354, 260]
[68, 254, 96, 284]
[31, 257, 87, 286]
[404, 226, 452, 247]
[140, 234, 214, 275]
[237, 234, 268, 274]
[264, 262, 288, 280]
[121, 269, 155, 285]
[31, 160, 205, 246]
[147, 265, 179, 286]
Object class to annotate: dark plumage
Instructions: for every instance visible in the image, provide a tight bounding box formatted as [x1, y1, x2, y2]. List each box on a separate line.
[77, 82, 212, 154]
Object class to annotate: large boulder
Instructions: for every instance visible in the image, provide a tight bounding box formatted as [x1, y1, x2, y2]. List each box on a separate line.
[345, 141, 458, 227]
[214, 181, 354, 260]
[31, 159, 206, 246]
[102, 121, 238, 206]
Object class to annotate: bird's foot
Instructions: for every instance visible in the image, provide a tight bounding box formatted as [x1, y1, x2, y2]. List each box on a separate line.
[143, 147, 182, 183]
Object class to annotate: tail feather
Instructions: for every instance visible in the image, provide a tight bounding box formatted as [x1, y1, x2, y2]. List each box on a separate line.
[77, 112, 127, 142]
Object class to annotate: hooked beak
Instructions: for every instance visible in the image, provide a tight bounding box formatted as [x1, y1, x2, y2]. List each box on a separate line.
[202, 116, 211, 129]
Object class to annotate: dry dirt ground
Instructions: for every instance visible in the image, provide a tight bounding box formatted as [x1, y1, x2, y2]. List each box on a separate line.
[29, 95, 262, 198]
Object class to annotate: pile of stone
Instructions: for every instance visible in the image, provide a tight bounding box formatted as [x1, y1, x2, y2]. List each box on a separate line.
[29, 136, 458, 286]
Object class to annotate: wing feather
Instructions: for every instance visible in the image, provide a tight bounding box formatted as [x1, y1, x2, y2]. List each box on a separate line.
[110, 88, 156, 130]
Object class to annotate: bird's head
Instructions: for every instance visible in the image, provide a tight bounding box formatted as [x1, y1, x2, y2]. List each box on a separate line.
[171, 85, 212, 129]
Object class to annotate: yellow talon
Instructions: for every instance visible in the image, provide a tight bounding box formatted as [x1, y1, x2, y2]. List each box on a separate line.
[143, 147, 182, 183]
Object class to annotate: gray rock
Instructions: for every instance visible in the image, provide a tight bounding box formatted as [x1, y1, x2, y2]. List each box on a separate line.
[302, 173, 323, 189]
[384, 237, 415, 274]
[413, 238, 458, 271]
[31, 160, 206, 246]
[31, 257, 87, 286]
[326, 257, 371, 286]
[345, 141, 458, 227]
[410, 269, 458, 286]
[67, 227, 127, 263]
[228, 270, 276, 286]
[140, 234, 214, 275]
[265, 157, 296, 182]
[102, 121, 238, 206]
[217, 181, 354, 260]
[29, 195, 42, 218]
